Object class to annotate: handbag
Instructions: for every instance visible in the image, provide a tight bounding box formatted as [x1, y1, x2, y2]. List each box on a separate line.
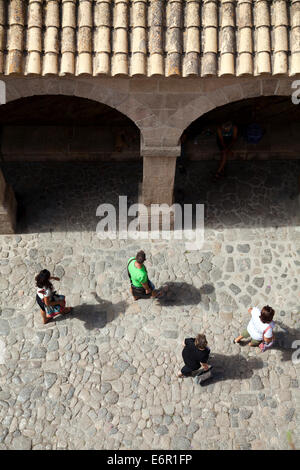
[259, 324, 275, 352]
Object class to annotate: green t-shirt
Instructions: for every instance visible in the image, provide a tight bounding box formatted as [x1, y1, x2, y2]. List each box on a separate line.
[128, 257, 148, 288]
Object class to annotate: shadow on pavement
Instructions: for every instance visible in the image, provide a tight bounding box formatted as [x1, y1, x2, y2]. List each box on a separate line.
[272, 321, 300, 363]
[155, 282, 214, 307]
[198, 353, 264, 386]
[55, 294, 128, 330]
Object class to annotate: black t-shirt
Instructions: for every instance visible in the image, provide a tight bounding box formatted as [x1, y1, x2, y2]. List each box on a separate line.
[182, 338, 210, 370]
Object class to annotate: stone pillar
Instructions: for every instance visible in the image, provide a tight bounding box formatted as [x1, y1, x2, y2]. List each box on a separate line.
[142, 155, 177, 206]
[0, 169, 17, 234]
[139, 147, 180, 230]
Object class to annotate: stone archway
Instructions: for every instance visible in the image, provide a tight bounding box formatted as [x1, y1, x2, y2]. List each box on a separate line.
[163, 78, 294, 148]
[4, 77, 153, 140]
[0, 84, 144, 233]
[0, 94, 140, 161]
[146, 78, 295, 212]
[172, 87, 300, 230]
[0, 77, 296, 233]
[180, 94, 300, 162]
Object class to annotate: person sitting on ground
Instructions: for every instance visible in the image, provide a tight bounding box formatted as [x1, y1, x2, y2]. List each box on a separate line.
[178, 334, 210, 378]
[214, 121, 238, 181]
[127, 250, 163, 301]
[233, 305, 275, 348]
[35, 269, 72, 324]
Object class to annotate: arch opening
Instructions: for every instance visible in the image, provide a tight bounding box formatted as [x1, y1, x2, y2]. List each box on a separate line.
[1, 95, 142, 233]
[174, 96, 300, 230]
[179, 95, 300, 162]
[0, 95, 140, 161]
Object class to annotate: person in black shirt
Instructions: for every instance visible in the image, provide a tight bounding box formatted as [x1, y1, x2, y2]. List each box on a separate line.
[178, 334, 210, 378]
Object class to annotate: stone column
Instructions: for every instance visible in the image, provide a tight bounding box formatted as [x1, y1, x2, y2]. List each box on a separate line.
[139, 147, 180, 230]
[0, 169, 17, 234]
[142, 155, 177, 206]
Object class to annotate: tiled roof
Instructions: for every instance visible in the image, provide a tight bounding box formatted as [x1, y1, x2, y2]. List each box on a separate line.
[1, 0, 300, 77]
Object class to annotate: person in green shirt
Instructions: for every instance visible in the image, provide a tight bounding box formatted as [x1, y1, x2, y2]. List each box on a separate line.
[127, 250, 162, 300]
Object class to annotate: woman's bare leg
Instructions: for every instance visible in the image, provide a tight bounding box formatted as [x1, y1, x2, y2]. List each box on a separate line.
[40, 309, 51, 324]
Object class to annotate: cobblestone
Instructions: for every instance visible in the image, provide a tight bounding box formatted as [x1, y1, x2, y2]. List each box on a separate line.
[0, 160, 299, 450]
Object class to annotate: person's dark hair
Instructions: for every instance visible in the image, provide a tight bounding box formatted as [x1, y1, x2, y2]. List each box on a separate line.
[195, 334, 208, 350]
[260, 305, 275, 324]
[35, 269, 53, 290]
[136, 250, 146, 264]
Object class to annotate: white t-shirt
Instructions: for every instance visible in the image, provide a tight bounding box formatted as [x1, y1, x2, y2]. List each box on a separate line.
[247, 307, 275, 341]
[37, 287, 52, 300]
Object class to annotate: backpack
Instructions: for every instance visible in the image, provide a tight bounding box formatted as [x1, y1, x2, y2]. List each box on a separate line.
[245, 123, 263, 144]
[259, 324, 275, 352]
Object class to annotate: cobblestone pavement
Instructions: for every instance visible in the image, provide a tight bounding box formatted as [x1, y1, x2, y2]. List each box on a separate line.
[0, 160, 299, 450]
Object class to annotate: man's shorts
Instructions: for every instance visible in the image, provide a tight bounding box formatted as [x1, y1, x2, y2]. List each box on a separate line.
[132, 280, 155, 299]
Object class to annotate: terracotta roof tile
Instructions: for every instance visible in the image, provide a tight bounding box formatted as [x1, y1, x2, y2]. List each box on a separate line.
[291, 0, 300, 27]
[1, 0, 299, 78]
[94, 1, 111, 75]
[184, 0, 200, 76]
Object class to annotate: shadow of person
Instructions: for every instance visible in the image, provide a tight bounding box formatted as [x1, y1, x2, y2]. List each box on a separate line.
[55, 294, 128, 330]
[271, 320, 300, 363]
[198, 352, 264, 387]
[155, 282, 214, 307]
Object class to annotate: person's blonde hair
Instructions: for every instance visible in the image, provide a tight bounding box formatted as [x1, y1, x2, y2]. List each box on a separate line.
[195, 334, 208, 349]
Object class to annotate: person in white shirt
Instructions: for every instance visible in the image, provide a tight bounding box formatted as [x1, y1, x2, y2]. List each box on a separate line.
[234, 306, 275, 347]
